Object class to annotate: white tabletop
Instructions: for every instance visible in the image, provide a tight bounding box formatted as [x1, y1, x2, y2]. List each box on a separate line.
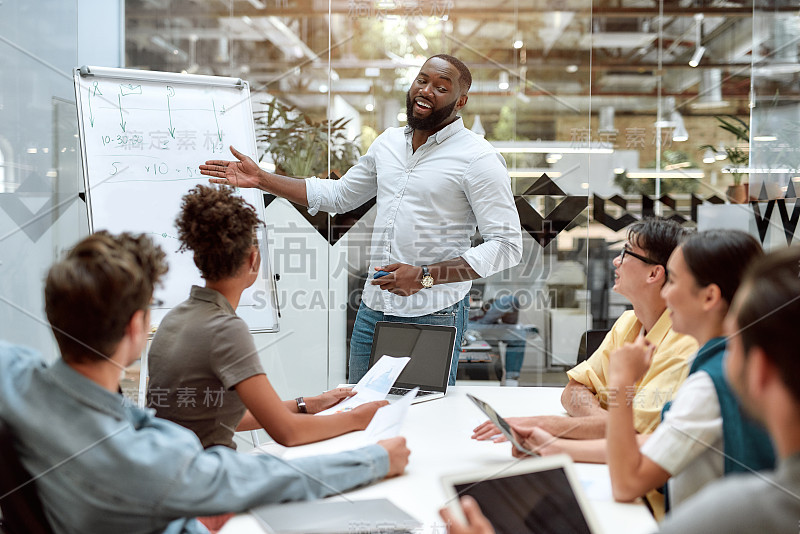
[220, 386, 657, 534]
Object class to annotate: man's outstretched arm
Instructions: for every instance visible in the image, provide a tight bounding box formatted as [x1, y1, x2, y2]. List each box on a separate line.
[200, 146, 308, 205]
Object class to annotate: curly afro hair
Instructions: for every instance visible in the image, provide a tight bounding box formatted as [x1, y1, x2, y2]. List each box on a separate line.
[176, 185, 263, 282]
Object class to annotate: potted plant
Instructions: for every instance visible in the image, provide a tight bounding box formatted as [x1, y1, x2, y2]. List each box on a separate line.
[255, 99, 361, 179]
[700, 115, 749, 204]
[254, 99, 364, 242]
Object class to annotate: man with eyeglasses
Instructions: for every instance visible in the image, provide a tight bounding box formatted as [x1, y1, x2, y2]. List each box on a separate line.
[473, 218, 697, 443]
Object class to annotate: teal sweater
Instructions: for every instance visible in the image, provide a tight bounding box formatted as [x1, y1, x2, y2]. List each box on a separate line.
[662, 337, 775, 509]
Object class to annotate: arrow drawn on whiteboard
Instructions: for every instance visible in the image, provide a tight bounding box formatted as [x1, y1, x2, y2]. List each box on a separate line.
[87, 81, 103, 127]
[118, 94, 126, 132]
[87, 87, 95, 127]
[212, 98, 222, 142]
[166, 86, 176, 138]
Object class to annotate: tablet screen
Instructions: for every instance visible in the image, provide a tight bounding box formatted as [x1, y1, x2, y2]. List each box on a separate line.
[453, 468, 593, 534]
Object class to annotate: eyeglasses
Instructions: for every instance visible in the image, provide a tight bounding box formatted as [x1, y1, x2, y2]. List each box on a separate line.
[619, 246, 660, 266]
[149, 298, 165, 309]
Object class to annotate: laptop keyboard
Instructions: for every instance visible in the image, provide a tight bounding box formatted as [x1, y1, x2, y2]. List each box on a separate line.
[388, 387, 437, 397]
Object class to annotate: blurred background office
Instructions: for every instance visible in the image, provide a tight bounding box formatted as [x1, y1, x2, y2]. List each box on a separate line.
[2, 2, 798, 438]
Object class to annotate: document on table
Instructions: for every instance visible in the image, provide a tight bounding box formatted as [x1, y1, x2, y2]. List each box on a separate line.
[315, 355, 410, 416]
[364, 387, 418, 440]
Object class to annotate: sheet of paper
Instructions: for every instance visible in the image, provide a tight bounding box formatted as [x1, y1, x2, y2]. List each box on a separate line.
[364, 387, 418, 440]
[315, 355, 410, 416]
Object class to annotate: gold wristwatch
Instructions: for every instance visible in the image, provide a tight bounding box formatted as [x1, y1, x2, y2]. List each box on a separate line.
[421, 265, 434, 289]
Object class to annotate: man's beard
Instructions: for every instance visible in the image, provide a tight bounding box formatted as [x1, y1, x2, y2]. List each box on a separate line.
[406, 93, 458, 131]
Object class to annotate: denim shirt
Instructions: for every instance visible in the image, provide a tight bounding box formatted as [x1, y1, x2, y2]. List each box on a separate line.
[0, 343, 389, 534]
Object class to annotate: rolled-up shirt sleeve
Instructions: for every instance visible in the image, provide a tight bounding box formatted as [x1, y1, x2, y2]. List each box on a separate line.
[460, 151, 523, 278]
[305, 150, 378, 216]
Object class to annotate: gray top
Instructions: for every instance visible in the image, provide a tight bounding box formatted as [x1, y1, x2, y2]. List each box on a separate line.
[148, 285, 264, 449]
[658, 453, 800, 534]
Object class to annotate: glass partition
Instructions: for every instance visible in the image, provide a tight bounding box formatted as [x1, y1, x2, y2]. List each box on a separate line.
[750, 1, 800, 249]
[5, 0, 791, 405]
[0, 0, 85, 358]
[119, 1, 785, 395]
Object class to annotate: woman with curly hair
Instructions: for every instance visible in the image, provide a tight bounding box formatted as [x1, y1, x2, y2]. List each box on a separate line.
[147, 185, 386, 449]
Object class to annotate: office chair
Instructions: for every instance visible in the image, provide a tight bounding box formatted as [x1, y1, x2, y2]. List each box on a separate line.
[0, 419, 54, 534]
[576, 329, 609, 364]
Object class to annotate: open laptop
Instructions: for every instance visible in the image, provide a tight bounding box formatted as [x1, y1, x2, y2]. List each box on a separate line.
[441, 455, 602, 534]
[368, 321, 457, 404]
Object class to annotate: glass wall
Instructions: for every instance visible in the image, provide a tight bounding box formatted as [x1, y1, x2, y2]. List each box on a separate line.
[5, 1, 795, 411]
[120, 0, 791, 396]
[0, 0, 85, 357]
[749, 1, 800, 250]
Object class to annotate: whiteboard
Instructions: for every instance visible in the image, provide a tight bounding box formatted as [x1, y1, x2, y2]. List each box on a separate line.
[74, 66, 279, 333]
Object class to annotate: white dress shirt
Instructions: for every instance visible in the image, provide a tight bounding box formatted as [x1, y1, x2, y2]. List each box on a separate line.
[305, 118, 522, 316]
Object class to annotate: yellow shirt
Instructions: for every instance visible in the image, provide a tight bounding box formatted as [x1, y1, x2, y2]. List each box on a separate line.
[566, 309, 698, 434]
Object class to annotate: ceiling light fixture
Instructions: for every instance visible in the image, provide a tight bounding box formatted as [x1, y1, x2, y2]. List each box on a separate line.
[689, 46, 706, 68]
[508, 170, 563, 178]
[498, 71, 510, 91]
[670, 110, 689, 142]
[471, 115, 486, 137]
[627, 170, 704, 179]
[513, 32, 524, 49]
[715, 143, 728, 161]
[703, 148, 716, 164]
[689, 14, 705, 68]
[494, 145, 614, 154]
[149, 36, 188, 62]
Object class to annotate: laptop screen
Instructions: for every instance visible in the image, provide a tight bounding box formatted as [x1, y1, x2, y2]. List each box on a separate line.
[368, 322, 457, 391]
[453, 468, 593, 534]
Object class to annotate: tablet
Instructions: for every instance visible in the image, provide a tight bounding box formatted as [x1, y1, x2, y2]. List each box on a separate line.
[466, 393, 538, 457]
[440, 455, 601, 534]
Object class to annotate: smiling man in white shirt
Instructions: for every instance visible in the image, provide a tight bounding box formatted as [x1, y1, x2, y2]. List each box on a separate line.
[201, 54, 523, 385]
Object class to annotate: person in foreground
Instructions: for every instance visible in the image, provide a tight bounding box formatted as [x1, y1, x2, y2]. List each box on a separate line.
[656, 245, 800, 533]
[438, 240, 789, 534]
[0, 231, 409, 534]
[148, 185, 386, 450]
[200, 54, 522, 386]
[473, 218, 696, 441]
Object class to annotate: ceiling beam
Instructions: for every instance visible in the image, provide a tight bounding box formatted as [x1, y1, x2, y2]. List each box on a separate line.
[127, 4, 794, 20]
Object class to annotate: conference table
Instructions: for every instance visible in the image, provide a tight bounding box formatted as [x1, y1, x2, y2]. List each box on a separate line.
[220, 386, 657, 534]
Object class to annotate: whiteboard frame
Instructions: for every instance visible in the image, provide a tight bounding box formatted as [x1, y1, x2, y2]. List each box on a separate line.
[73, 65, 279, 333]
